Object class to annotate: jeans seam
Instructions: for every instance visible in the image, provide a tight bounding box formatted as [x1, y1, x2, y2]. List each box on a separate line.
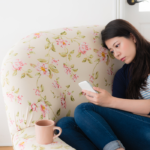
[83, 105, 115, 140]
[109, 108, 150, 125]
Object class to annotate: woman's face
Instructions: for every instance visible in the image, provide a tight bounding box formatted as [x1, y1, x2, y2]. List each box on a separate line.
[105, 34, 136, 64]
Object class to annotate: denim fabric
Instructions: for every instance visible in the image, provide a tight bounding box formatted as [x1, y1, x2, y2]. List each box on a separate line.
[56, 102, 150, 150]
[103, 140, 125, 150]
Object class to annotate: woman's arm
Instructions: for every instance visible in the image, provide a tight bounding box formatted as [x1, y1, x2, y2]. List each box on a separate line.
[110, 64, 150, 115]
[109, 97, 150, 115]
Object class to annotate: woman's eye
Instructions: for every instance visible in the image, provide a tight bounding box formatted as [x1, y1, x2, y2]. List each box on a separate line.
[116, 44, 119, 48]
[110, 51, 114, 54]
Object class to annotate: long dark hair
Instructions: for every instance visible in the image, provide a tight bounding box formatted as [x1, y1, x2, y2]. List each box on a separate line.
[101, 19, 150, 99]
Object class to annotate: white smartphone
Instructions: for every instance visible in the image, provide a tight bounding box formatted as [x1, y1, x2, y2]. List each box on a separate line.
[78, 81, 98, 94]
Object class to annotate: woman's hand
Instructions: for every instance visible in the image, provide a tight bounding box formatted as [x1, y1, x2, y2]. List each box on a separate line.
[82, 87, 113, 107]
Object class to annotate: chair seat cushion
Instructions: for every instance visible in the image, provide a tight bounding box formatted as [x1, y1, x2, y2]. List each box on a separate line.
[13, 126, 76, 150]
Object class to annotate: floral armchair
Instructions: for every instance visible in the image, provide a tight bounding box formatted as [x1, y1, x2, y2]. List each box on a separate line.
[1, 25, 123, 150]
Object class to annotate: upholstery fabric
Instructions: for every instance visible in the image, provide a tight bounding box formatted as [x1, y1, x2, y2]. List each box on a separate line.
[13, 126, 75, 150]
[1, 25, 124, 149]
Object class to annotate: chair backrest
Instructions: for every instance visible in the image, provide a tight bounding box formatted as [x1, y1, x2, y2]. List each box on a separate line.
[1, 25, 124, 139]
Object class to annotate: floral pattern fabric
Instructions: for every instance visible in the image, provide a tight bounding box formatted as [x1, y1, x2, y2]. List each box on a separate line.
[13, 126, 75, 150]
[1, 25, 123, 149]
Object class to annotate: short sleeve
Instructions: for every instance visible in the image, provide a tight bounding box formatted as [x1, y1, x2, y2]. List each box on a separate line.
[112, 68, 126, 99]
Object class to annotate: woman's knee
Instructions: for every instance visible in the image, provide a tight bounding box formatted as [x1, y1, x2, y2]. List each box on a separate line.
[74, 103, 85, 117]
[56, 117, 75, 128]
[75, 102, 94, 114]
[74, 102, 94, 120]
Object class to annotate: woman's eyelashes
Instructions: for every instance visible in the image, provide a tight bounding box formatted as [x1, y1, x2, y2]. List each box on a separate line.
[110, 44, 120, 54]
[116, 44, 119, 48]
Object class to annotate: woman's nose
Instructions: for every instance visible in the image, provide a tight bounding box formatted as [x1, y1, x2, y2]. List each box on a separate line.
[114, 51, 120, 59]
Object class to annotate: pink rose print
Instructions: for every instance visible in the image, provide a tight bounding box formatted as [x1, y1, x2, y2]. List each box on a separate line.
[34, 33, 41, 38]
[31, 103, 37, 112]
[91, 31, 98, 36]
[40, 103, 49, 117]
[36, 63, 49, 76]
[78, 42, 91, 54]
[17, 95, 23, 104]
[89, 74, 94, 83]
[52, 80, 62, 88]
[91, 31, 99, 43]
[93, 38, 96, 43]
[60, 93, 66, 109]
[63, 64, 71, 75]
[63, 28, 72, 31]
[14, 135, 19, 142]
[97, 47, 108, 62]
[18, 141, 25, 150]
[107, 67, 114, 75]
[56, 39, 70, 48]
[19, 119, 23, 123]
[72, 74, 79, 82]
[33, 89, 40, 96]
[27, 48, 33, 52]
[6, 92, 14, 102]
[9, 119, 14, 126]
[51, 141, 59, 145]
[27, 53, 30, 58]
[27, 48, 33, 58]
[22, 35, 30, 39]
[12, 59, 26, 71]
[67, 91, 71, 95]
[51, 58, 59, 66]
[16, 125, 20, 131]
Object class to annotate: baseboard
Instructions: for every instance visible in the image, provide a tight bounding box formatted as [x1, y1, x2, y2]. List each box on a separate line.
[0, 143, 12, 146]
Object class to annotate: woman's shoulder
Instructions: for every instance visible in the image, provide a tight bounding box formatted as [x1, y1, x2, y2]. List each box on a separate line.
[114, 63, 132, 86]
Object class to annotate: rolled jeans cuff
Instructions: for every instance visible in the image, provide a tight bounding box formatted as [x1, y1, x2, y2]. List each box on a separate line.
[103, 140, 125, 150]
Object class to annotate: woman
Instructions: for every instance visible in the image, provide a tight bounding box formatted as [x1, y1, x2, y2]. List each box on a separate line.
[56, 19, 150, 150]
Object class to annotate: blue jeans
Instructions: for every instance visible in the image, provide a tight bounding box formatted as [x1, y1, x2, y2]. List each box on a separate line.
[56, 102, 150, 150]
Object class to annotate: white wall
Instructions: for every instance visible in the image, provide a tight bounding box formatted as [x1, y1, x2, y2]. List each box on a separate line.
[0, 0, 116, 146]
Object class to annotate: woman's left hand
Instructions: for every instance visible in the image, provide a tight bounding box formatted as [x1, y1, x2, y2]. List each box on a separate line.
[82, 87, 113, 107]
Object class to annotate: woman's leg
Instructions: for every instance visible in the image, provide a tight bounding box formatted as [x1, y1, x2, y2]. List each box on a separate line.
[74, 102, 150, 150]
[56, 116, 98, 150]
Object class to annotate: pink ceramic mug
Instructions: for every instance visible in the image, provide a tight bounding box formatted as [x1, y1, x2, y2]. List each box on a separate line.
[35, 119, 62, 145]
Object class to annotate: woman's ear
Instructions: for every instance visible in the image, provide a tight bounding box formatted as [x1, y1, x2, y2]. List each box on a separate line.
[130, 33, 136, 43]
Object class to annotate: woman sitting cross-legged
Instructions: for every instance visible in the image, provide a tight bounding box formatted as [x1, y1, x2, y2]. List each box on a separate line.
[56, 19, 150, 150]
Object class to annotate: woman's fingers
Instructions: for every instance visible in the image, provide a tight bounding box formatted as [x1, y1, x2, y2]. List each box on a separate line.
[82, 90, 96, 97]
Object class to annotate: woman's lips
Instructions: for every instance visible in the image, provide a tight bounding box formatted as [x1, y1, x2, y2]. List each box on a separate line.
[121, 57, 125, 61]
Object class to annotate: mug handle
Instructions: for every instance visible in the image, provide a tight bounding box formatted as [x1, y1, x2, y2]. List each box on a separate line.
[53, 127, 62, 140]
